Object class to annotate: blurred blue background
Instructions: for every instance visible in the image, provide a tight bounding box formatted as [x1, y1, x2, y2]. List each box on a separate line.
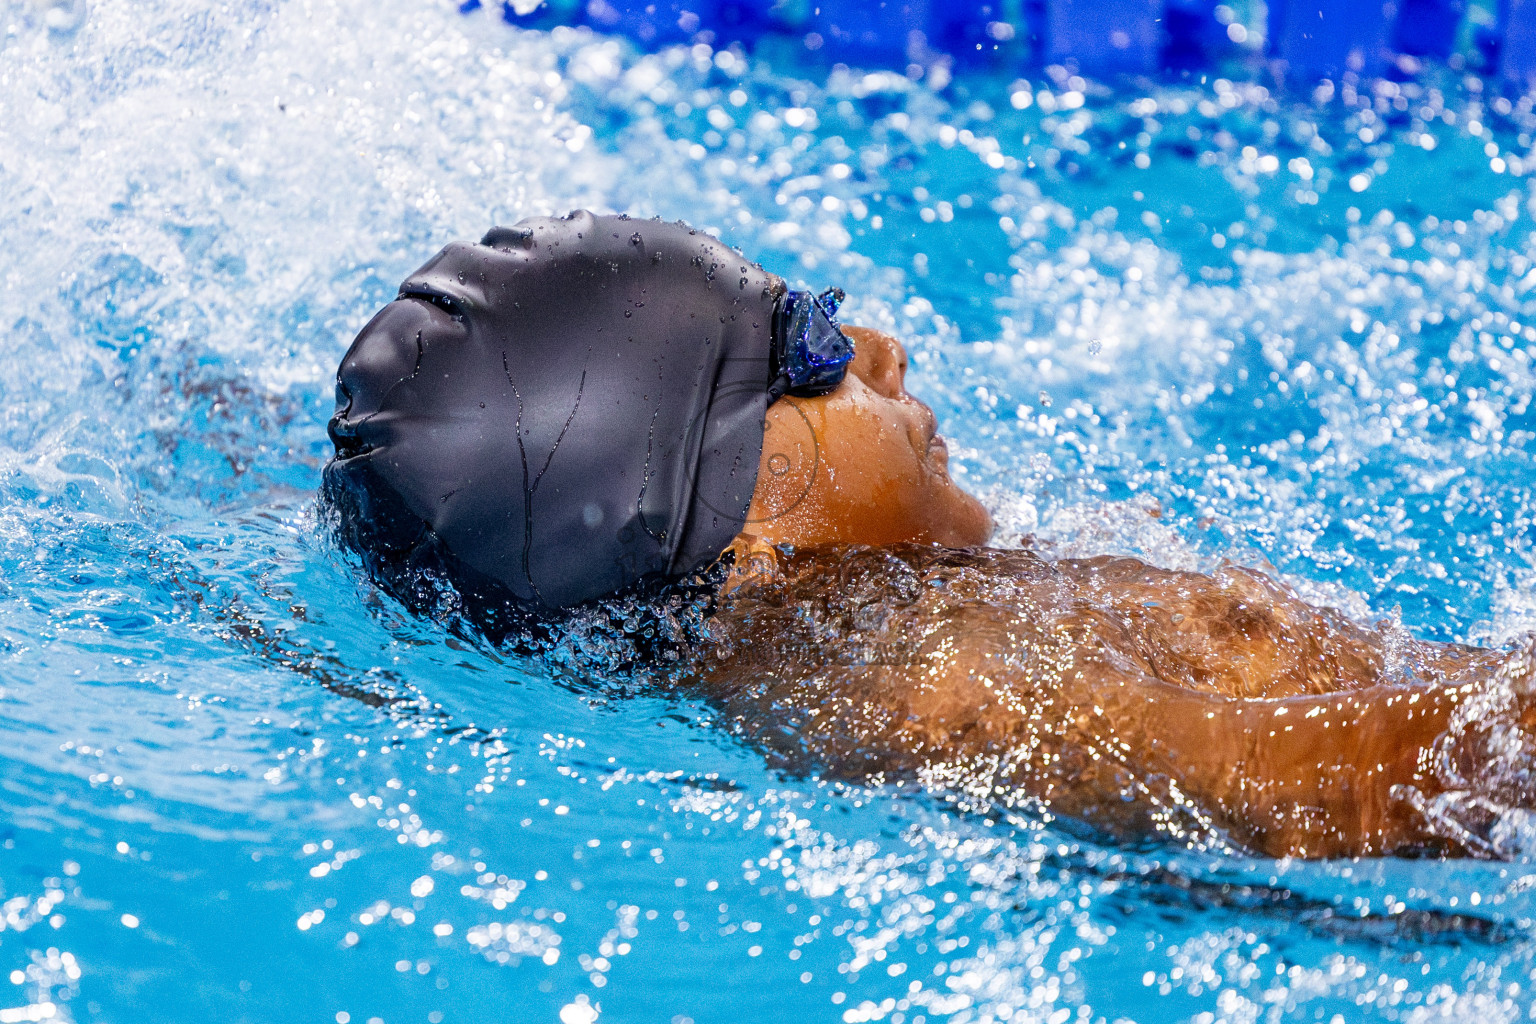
[478, 0, 1528, 84]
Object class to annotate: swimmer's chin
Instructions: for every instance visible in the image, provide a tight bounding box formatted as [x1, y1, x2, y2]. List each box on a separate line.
[964, 498, 996, 546]
[937, 477, 994, 547]
[918, 436, 992, 545]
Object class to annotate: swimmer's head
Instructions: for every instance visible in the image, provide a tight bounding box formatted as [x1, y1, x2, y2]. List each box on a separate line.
[323, 210, 988, 610]
[741, 325, 993, 552]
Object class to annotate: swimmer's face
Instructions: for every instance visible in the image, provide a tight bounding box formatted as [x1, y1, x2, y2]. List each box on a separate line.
[743, 326, 993, 549]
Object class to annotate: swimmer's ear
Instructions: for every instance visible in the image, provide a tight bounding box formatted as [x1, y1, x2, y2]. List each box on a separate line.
[722, 532, 779, 594]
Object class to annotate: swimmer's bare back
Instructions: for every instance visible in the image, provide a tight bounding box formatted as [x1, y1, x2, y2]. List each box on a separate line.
[698, 545, 1531, 859]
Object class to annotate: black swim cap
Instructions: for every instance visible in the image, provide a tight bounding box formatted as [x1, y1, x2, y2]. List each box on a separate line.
[324, 211, 784, 609]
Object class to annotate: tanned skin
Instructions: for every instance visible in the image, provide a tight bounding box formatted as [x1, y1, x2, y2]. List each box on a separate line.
[703, 327, 1530, 859]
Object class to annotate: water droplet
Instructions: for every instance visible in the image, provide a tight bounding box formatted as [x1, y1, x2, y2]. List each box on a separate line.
[1038, 390, 1053, 408]
[630, 232, 642, 245]
[739, 277, 748, 288]
[692, 255, 703, 267]
[1087, 339, 1102, 356]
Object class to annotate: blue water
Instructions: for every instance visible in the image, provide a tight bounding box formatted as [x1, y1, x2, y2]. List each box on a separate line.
[6, 1, 1536, 1021]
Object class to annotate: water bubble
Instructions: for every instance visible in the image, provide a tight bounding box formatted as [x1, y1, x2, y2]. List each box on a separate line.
[559, 999, 598, 1024]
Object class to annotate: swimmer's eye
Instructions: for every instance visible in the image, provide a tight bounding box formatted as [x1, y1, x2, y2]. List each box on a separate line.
[398, 288, 466, 321]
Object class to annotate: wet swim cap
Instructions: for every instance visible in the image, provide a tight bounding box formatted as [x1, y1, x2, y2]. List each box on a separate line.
[324, 211, 783, 609]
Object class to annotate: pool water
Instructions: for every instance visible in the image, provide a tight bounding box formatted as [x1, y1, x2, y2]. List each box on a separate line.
[5, 0, 1536, 1021]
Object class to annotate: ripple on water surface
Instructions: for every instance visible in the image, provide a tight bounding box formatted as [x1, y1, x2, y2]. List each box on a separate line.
[5, 0, 1536, 1020]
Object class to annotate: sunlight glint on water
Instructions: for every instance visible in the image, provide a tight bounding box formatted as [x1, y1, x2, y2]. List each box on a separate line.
[3, 0, 1536, 1020]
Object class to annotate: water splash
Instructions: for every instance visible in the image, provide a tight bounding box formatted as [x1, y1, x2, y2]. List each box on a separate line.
[4, 0, 1536, 1020]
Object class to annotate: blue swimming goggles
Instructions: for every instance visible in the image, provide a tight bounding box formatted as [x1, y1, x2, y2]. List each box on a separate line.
[769, 286, 855, 400]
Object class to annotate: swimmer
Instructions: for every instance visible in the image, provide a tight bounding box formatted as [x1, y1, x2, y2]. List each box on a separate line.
[325, 211, 1536, 859]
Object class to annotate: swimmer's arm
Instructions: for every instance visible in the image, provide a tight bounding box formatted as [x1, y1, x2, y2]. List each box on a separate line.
[1048, 666, 1468, 857]
[827, 639, 1472, 858]
[699, 607, 1478, 857]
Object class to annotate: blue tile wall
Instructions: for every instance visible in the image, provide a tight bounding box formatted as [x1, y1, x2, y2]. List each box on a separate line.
[1047, 0, 1161, 72]
[1269, 0, 1391, 78]
[1504, 0, 1536, 85]
[485, 0, 1534, 83]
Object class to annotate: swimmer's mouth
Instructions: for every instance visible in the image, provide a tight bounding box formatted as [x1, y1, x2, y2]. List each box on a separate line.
[920, 402, 945, 456]
[922, 413, 951, 471]
[928, 432, 950, 470]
